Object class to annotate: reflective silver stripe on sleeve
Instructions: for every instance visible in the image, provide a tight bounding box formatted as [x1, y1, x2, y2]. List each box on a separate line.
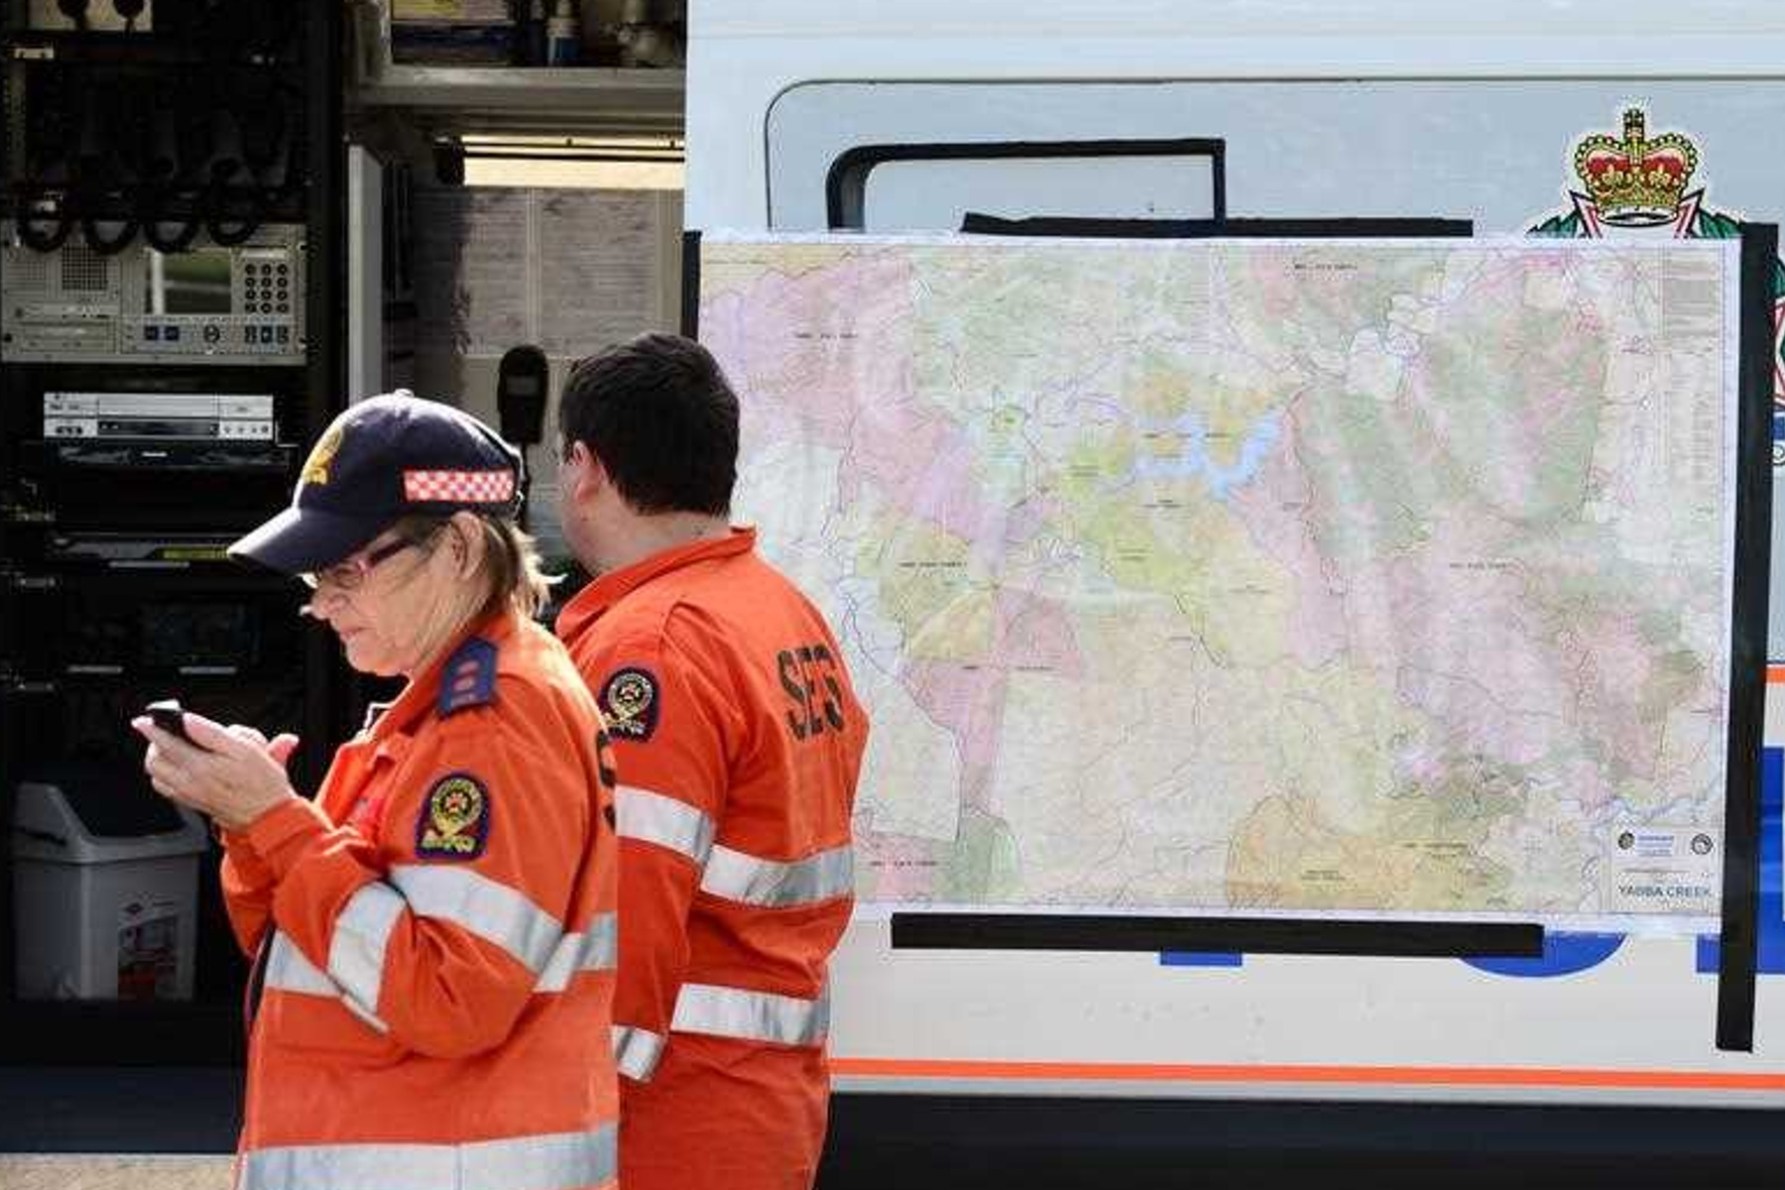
[536, 912, 618, 992]
[240, 1123, 617, 1190]
[699, 843, 854, 907]
[263, 931, 389, 1033]
[612, 1024, 667, 1082]
[670, 982, 830, 1047]
[389, 864, 563, 974]
[328, 881, 405, 1019]
[616, 785, 716, 865]
[264, 931, 334, 996]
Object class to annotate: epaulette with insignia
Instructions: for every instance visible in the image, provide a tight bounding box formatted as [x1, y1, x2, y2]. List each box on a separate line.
[438, 636, 498, 717]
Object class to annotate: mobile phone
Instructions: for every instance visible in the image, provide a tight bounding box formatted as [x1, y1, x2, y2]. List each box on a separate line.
[145, 699, 199, 747]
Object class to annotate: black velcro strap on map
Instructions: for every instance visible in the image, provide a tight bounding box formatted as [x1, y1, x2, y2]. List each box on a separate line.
[891, 914, 1542, 959]
[958, 214, 1474, 240]
[1714, 220, 1778, 1053]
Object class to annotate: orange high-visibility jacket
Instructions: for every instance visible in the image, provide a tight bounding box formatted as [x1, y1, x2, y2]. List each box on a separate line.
[220, 610, 620, 1190]
[557, 528, 867, 1190]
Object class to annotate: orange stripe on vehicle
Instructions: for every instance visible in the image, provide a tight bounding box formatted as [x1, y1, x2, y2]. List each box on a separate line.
[830, 1058, 1785, 1091]
[1766, 664, 1785, 683]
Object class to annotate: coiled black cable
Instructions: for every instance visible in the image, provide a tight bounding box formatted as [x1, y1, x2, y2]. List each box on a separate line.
[79, 211, 140, 255]
[16, 190, 76, 253]
[140, 184, 205, 253]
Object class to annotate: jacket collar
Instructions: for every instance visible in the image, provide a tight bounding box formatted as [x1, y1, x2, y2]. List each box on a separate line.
[557, 526, 755, 640]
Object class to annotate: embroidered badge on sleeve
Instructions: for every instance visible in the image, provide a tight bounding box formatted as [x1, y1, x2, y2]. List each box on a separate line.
[415, 773, 491, 860]
[600, 666, 660, 741]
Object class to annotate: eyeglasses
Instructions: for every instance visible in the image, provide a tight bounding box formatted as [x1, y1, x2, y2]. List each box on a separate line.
[299, 537, 420, 591]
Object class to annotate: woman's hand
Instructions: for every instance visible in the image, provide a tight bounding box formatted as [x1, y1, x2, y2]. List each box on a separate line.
[132, 710, 302, 831]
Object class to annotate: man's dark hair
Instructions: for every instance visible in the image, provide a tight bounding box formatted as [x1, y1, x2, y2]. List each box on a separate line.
[559, 332, 740, 516]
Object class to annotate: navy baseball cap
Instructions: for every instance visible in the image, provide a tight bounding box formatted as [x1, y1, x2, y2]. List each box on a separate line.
[230, 391, 522, 576]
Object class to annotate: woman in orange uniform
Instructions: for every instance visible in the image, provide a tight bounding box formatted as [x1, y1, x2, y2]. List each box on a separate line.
[136, 393, 620, 1190]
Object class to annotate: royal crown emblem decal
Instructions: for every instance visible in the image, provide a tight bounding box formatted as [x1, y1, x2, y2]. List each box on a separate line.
[1529, 104, 1785, 408]
[1572, 108, 1698, 227]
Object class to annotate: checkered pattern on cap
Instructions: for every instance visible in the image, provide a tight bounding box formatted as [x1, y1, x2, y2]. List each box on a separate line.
[403, 469, 517, 504]
[230, 391, 524, 576]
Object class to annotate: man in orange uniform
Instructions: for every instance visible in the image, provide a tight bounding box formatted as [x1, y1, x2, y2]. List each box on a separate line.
[553, 333, 868, 1190]
[138, 396, 621, 1190]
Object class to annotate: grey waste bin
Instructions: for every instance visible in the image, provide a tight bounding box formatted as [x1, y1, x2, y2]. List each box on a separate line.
[12, 767, 208, 1001]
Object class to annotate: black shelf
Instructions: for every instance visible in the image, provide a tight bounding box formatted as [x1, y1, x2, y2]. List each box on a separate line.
[0, 0, 347, 1070]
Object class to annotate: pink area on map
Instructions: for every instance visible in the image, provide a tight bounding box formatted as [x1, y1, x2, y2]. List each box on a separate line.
[1392, 745, 1447, 785]
[901, 658, 1007, 805]
[1555, 756, 1614, 814]
[699, 251, 919, 450]
[1394, 658, 1559, 769]
[965, 497, 1057, 575]
[1568, 610, 1667, 778]
[893, 590, 1082, 815]
[992, 588, 1085, 676]
[1338, 529, 1563, 767]
[1244, 258, 1302, 322]
[846, 405, 1002, 543]
[702, 253, 1010, 543]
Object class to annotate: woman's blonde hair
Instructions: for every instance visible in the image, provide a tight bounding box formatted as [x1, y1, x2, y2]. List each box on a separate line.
[391, 511, 556, 620]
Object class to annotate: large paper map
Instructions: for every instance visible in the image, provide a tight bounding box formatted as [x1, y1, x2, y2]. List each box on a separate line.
[698, 234, 1740, 926]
